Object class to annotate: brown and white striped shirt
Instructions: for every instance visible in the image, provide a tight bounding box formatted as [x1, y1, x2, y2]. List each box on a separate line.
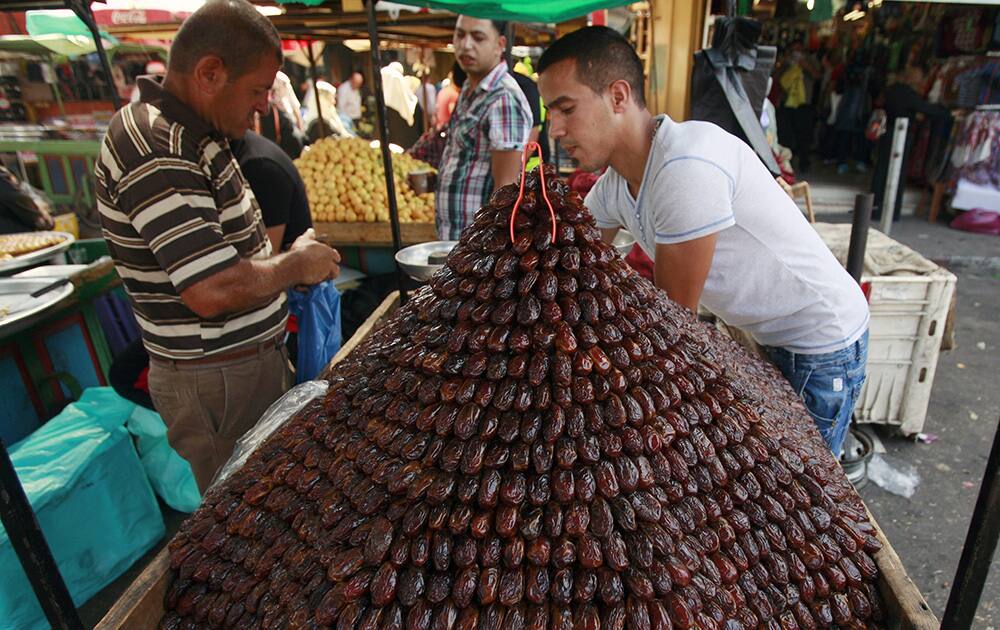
[96, 76, 286, 360]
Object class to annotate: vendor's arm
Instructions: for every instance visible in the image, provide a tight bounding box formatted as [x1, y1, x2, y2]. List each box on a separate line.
[654, 235, 717, 312]
[181, 229, 338, 318]
[491, 150, 524, 190]
[650, 157, 735, 311]
[118, 155, 339, 320]
[487, 90, 533, 191]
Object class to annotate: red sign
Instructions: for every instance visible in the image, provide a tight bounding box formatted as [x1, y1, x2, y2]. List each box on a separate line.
[92, 9, 190, 27]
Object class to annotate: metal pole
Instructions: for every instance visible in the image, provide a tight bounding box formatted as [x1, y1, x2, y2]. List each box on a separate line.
[67, 0, 121, 110]
[305, 42, 326, 140]
[942, 416, 1000, 628]
[504, 23, 515, 68]
[880, 117, 908, 236]
[0, 440, 84, 630]
[550, 31, 560, 173]
[846, 193, 873, 284]
[365, 0, 408, 304]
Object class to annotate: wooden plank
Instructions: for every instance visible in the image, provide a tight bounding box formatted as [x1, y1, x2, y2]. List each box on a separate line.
[93, 549, 170, 630]
[327, 291, 401, 370]
[314, 222, 436, 247]
[869, 509, 940, 629]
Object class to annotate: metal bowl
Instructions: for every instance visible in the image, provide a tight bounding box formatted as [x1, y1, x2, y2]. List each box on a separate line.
[612, 230, 637, 256]
[395, 240, 458, 282]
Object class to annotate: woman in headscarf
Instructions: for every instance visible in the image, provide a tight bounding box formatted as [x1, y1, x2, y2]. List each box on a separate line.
[302, 79, 352, 142]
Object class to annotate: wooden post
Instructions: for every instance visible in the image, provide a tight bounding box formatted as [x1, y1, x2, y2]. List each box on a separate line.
[365, 0, 408, 304]
[648, 0, 705, 121]
[306, 41, 326, 139]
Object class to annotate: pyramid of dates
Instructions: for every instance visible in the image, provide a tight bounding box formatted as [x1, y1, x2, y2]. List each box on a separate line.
[162, 165, 886, 630]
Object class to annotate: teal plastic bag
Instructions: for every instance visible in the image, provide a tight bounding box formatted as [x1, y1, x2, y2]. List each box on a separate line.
[287, 280, 342, 382]
[1, 388, 164, 630]
[126, 403, 202, 513]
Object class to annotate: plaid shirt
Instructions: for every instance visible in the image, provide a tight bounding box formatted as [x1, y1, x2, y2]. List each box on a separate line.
[436, 61, 532, 239]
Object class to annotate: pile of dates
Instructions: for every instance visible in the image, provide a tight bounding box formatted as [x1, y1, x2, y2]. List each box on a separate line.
[162, 165, 886, 629]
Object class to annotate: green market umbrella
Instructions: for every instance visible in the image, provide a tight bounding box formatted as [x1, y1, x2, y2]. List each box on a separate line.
[275, 0, 633, 23]
[25, 9, 119, 55]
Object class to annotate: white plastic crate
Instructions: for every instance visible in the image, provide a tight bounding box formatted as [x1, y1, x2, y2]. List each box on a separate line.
[854, 268, 956, 435]
[811, 223, 957, 436]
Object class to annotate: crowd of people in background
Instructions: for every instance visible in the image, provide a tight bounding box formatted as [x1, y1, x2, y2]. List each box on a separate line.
[766, 36, 954, 219]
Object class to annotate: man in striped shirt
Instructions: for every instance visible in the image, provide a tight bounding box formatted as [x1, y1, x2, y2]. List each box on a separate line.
[95, 0, 340, 492]
[435, 16, 533, 240]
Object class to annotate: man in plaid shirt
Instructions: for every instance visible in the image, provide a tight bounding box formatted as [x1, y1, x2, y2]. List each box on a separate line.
[436, 16, 533, 240]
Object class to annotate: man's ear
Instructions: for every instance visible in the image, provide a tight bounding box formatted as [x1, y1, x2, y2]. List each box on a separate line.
[608, 79, 633, 113]
[192, 55, 229, 95]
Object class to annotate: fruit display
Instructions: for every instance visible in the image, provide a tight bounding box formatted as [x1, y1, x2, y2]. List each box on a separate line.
[295, 137, 436, 224]
[161, 165, 885, 629]
[0, 231, 66, 261]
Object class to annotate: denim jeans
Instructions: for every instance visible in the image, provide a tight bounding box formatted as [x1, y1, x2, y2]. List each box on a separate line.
[764, 331, 869, 457]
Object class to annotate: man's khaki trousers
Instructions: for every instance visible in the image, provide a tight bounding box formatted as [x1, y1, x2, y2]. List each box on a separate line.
[147, 338, 293, 493]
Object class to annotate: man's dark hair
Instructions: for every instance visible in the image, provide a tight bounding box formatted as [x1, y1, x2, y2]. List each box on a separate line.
[168, 0, 282, 80]
[490, 20, 509, 37]
[538, 26, 646, 108]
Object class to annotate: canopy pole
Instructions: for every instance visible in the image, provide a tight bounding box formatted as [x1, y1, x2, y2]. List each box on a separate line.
[365, 0, 408, 304]
[0, 439, 84, 630]
[47, 56, 67, 119]
[941, 415, 1000, 628]
[504, 23, 515, 68]
[66, 0, 121, 110]
[305, 42, 326, 140]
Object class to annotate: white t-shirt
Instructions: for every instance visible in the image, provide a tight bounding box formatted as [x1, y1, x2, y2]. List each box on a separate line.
[337, 82, 362, 120]
[585, 115, 869, 354]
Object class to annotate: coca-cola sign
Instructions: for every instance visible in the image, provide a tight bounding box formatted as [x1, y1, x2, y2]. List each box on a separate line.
[93, 9, 187, 27]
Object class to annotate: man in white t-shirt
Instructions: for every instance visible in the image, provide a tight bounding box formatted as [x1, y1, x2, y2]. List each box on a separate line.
[538, 27, 870, 456]
[336, 71, 364, 132]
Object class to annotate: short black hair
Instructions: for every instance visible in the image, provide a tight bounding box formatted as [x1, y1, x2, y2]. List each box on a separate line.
[169, 0, 282, 80]
[538, 26, 645, 108]
[490, 20, 509, 37]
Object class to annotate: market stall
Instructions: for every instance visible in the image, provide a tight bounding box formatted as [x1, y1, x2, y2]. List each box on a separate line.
[10, 2, 1000, 629]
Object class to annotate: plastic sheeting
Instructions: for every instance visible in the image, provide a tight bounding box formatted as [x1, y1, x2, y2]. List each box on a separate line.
[211, 380, 329, 488]
[0, 388, 164, 630]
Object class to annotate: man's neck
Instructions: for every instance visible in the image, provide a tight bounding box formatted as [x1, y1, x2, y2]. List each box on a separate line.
[465, 59, 503, 92]
[609, 110, 656, 197]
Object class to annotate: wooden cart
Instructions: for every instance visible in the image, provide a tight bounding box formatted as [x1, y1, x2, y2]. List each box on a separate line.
[314, 221, 437, 248]
[95, 293, 940, 630]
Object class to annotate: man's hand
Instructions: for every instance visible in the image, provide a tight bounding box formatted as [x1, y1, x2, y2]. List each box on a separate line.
[654, 234, 718, 312]
[600, 227, 620, 244]
[290, 228, 341, 285]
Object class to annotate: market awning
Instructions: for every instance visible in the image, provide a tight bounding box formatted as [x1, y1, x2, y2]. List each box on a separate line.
[24, 9, 119, 54]
[0, 32, 117, 57]
[275, 0, 634, 24]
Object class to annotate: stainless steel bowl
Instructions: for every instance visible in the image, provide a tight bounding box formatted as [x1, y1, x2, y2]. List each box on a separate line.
[612, 230, 637, 256]
[395, 240, 458, 282]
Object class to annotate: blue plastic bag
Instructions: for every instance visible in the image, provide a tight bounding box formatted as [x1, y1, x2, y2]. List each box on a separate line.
[1, 388, 164, 630]
[287, 281, 342, 383]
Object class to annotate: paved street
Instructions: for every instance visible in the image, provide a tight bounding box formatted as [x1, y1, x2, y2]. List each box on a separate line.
[846, 216, 1000, 628]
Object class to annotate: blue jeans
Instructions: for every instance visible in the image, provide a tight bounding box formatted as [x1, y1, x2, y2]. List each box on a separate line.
[764, 331, 869, 457]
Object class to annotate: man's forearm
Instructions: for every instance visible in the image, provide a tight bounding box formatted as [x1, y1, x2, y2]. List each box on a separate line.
[181, 248, 309, 318]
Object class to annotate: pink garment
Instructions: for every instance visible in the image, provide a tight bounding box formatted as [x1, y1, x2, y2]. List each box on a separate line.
[950, 208, 1000, 235]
